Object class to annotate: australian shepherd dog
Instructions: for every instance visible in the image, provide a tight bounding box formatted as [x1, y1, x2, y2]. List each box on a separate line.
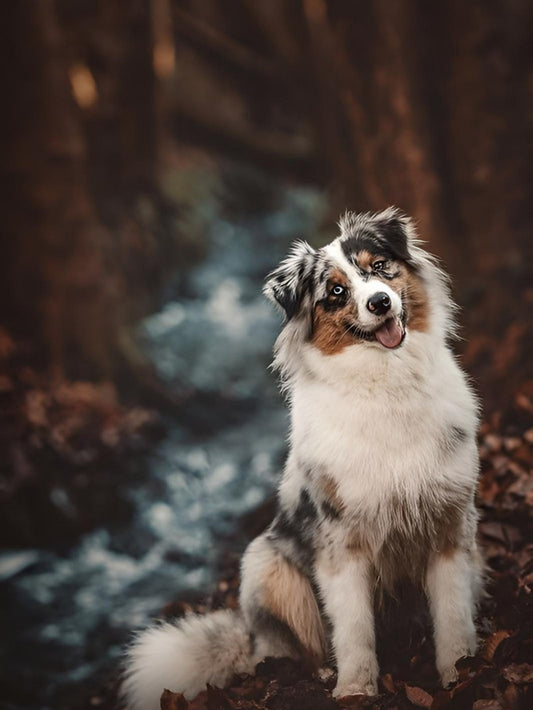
[123, 208, 482, 708]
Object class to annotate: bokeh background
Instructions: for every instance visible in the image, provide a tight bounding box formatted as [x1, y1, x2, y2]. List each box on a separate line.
[0, 2, 532, 709]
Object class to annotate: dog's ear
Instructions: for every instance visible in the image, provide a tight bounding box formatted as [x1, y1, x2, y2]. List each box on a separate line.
[264, 241, 317, 320]
[373, 207, 415, 263]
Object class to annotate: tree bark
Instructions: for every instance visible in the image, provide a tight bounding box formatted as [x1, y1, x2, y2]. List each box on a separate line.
[0, 0, 119, 379]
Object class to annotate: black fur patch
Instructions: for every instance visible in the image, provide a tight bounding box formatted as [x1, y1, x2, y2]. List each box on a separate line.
[441, 425, 469, 456]
[294, 488, 318, 526]
[321, 500, 341, 520]
[251, 607, 301, 656]
[272, 284, 300, 320]
[451, 426, 468, 443]
[341, 218, 412, 264]
[266, 245, 319, 320]
[268, 489, 317, 571]
[378, 217, 411, 262]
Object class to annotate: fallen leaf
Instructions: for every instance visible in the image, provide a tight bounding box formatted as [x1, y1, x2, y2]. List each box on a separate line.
[380, 673, 396, 694]
[502, 663, 533, 684]
[404, 685, 433, 707]
[160, 688, 188, 710]
[482, 631, 510, 662]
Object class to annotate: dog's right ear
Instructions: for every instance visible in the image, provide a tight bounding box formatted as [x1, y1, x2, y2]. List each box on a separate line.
[264, 241, 317, 320]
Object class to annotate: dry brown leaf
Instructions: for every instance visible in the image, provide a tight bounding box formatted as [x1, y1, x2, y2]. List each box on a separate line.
[472, 700, 502, 710]
[404, 685, 433, 707]
[0, 328, 16, 358]
[160, 688, 188, 710]
[484, 434, 502, 452]
[503, 682, 520, 708]
[380, 673, 396, 694]
[482, 630, 511, 662]
[502, 663, 533, 684]
[523, 428, 533, 444]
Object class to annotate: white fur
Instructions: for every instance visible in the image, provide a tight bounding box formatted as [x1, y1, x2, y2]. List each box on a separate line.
[315, 552, 378, 697]
[285, 331, 479, 693]
[426, 549, 479, 686]
[291, 337, 478, 519]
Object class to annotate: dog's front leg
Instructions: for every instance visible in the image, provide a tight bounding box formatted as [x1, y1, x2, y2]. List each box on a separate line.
[315, 551, 378, 697]
[426, 548, 478, 687]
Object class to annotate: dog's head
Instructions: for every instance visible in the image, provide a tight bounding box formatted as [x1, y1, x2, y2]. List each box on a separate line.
[265, 207, 451, 376]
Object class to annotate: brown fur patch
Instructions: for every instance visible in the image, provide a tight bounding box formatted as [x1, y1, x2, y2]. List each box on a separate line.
[329, 268, 350, 287]
[388, 264, 429, 333]
[261, 553, 326, 665]
[311, 270, 360, 355]
[311, 305, 357, 355]
[346, 530, 364, 553]
[318, 474, 346, 516]
[374, 497, 466, 592]
[355, 250, 376, 270]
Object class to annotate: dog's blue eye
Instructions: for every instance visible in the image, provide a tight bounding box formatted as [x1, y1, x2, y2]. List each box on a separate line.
[331, 285, 345, 296]
[373, 260, 387, 271]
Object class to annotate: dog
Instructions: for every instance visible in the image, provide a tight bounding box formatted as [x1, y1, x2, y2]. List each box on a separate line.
[122, 207, 482, 708]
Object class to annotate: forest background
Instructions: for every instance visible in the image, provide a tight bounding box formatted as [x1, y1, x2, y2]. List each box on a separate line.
[0, 2, 532, 709]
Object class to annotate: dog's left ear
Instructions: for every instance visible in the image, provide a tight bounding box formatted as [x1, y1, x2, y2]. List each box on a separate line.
[264, 241, 317, 320]
[373, 207, 416, 263]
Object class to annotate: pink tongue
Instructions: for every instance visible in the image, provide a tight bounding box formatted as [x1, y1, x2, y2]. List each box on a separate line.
[375, 318, 404, 349]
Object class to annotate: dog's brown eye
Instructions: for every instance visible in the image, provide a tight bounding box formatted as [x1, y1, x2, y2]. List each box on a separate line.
[372, 260, 387, 272]
[331, 285, 345, 297]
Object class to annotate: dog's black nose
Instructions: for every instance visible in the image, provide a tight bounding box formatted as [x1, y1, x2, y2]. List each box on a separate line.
[367, 292, 391, 315]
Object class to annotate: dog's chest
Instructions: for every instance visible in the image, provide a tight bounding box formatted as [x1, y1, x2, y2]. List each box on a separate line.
[292, 377, 451, 503]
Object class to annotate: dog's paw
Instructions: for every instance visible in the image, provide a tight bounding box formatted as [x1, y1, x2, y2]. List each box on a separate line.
[333, 680, 378, 698]
[437, 641, 475, 687]
[334, 654, 379, 697]
[439, 664, 459, 688]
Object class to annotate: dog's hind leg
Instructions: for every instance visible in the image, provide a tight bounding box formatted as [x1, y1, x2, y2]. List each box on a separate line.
[240, 533, 326, 667]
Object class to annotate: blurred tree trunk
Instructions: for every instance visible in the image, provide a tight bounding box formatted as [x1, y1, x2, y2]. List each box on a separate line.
[0, 0, 118, 379]
[0, 0, 161, 381]
[443, 0, 532, 270]
[58, 0, 157, 212]
[0, 0, 530, 382]
[302, 0, 447, 248]
[170, 0, 532, 268]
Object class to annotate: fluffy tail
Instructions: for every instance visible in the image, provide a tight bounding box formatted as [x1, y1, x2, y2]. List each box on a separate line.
[122, 609, 255, 710]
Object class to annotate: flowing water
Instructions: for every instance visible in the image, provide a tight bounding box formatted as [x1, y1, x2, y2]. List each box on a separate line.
[0, 175, 327, 709]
